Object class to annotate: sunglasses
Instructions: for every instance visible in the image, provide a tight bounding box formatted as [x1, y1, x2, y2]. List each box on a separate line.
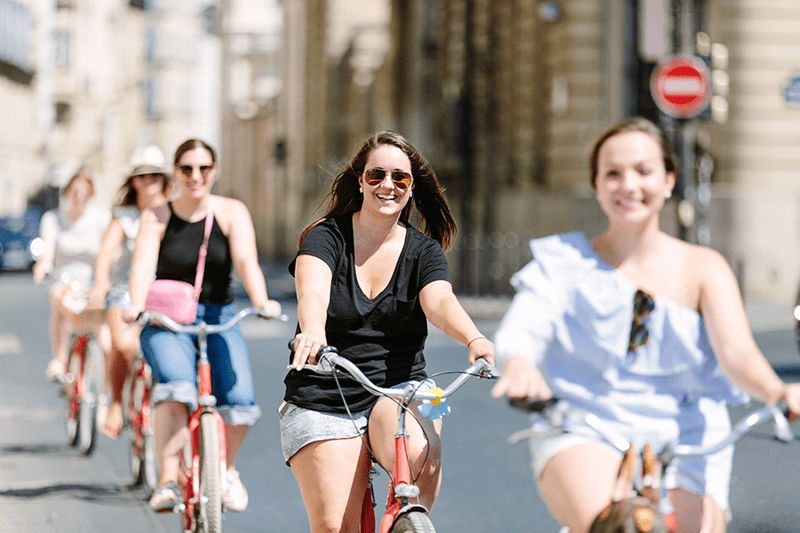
[178, 165, 213, 178]
[364, 168, 413, 189]
[628, 289, 655, 352]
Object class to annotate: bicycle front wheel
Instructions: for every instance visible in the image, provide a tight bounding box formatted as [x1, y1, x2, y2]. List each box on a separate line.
[77, 339, 102, 455]
[197, 412, 223, 533]
[64, 348, 81, 447]
[129, 369, 158, 491]
[391, 512, 436, 533]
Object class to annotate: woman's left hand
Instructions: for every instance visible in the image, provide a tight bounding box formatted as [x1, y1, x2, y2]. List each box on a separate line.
[257, 299, 283, 319]
[779, 383, 800, 423]
[467, 336, 495, 366]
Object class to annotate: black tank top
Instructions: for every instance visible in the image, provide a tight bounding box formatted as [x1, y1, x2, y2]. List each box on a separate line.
[155, 204, 234, 305]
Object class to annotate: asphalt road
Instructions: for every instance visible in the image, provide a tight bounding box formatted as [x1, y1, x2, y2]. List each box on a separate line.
[1, 271, 799, 532]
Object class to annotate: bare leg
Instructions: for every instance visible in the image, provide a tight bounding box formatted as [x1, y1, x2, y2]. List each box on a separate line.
[670, 489, 726, 533]
[225, 424, 249, 472]
[368, 397, 443, 512]
[289, 437, 372, 533]
[153, 400, 189, 488]
[538, 445, 622, 533]
[102, 307, 137, 438]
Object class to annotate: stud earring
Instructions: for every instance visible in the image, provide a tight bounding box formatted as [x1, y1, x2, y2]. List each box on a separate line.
[665, 190, 672, 199]
[359, 186, 363, 193]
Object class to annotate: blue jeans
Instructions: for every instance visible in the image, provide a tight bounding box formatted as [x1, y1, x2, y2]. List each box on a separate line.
[140, 301, 261, 426]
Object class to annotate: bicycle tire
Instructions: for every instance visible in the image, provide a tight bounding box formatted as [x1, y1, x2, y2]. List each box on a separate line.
[129, 370, 158, 490]
[64, 347, 81, 447]
[77, 339, 102, 455]
[197, 412, 222, 533]
[390, 512, 436, 533]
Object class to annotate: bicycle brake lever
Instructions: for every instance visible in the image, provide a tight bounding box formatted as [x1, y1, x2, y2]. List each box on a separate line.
[771, 403, 794, 443]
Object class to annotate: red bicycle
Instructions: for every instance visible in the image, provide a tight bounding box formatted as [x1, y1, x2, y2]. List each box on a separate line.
[125, 347, 157, 491]
[292, 345, 498, 533]
[60, 282, 106, 456]
[137, 307, 286, 533]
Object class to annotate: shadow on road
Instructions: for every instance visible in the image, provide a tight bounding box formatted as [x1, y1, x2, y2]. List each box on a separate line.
[0, 482, 149, 505]
[0, 442, 151, 505]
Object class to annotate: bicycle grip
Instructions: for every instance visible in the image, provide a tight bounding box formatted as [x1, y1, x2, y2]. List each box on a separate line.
[508, 396, 558, 413]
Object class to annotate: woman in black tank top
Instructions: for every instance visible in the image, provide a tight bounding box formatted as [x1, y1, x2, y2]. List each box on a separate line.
[125, 139, 282, 514]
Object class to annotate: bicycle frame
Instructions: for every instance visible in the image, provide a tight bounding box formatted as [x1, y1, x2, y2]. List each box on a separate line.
[297, 348, 498, 533]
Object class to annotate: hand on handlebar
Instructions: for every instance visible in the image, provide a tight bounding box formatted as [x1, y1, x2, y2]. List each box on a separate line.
[122, 306, 143, 325]
[490, 355, 552, 401]
[778, 382, 800, 423]
[289, 332, 327, 371]
[467, 336, 495, 366]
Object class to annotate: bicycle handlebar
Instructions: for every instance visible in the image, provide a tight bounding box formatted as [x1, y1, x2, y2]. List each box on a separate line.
[136, 307, 288, 335]
[508, 396, 794, 462]
[289, 341, 499, 403]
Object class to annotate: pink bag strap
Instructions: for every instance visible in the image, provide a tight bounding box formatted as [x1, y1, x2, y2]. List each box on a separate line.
[192, 209, 214, 298]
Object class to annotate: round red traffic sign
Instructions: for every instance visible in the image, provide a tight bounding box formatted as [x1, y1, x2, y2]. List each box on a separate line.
[650, 55, 712, 118]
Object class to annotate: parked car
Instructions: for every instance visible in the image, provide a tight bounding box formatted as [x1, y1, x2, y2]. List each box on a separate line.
[0, 207, 43, 271]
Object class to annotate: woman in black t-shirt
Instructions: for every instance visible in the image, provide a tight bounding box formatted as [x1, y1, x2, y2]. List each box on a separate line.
[282, 131, 495, 532]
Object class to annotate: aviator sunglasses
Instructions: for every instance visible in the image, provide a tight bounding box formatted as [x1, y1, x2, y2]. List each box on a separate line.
[364, 168, 413, 189]
[628, 289, 655, 352]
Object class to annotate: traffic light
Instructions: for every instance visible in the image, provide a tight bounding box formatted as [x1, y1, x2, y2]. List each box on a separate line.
[695, 32, 729, 123]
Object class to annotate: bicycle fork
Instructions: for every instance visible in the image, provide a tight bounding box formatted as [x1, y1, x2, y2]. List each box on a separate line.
[377, 402, 428, 533]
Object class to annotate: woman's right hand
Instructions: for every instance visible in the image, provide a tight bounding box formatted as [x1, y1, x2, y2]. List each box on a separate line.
[290, 332, 327, 371]
[122, 306, 143, 324]
[32, 262, 50, 285]
[490, 355, 552, 401]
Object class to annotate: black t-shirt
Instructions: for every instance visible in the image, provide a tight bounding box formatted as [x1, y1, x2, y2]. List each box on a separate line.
[283, 215, 451, 413]
[156, 204, 234, 305]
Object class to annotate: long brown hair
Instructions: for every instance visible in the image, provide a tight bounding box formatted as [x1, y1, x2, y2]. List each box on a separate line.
[589, 117, 677, 188]
[297, 131, 457, 250]
[115, 173, 170, 207]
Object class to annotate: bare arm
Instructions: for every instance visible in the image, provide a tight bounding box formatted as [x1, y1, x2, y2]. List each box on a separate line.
[122, 205, 168, 323]
[419, 279, 494, 365]
[291, 254, 332, 369]
[33, 212, 58, 284]
[700, 247, 800, 420]
[223, 197, 281, 317]
[88, 218, 126, 306]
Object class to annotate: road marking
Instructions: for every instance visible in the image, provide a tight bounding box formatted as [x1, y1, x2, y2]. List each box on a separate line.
[0, 333, 22, 355]
[0, 406, 59, 421]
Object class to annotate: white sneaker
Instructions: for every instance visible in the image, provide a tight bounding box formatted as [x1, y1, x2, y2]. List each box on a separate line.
[225, 469, 248, 512]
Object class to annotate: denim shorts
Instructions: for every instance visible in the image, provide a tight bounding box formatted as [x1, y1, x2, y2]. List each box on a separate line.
[279, 378, 435, 465]
[140, 301, 261, 426]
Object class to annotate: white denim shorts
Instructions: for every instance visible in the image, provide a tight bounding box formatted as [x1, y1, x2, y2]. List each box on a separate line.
[278, 378, 435, 465]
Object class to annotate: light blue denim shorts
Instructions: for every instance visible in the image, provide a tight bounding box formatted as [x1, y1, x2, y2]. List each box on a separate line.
[279, 378, 435, 465]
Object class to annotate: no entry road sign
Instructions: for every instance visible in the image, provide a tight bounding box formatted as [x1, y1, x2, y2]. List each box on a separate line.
[650, 55, 712, 118]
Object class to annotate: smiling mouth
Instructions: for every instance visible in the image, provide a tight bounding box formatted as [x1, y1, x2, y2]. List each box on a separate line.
[376, 193, 397, 201]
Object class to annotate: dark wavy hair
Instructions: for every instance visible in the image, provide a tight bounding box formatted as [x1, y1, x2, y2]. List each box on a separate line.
[589, 117, 677, 189]
[298, 131, 457, 251]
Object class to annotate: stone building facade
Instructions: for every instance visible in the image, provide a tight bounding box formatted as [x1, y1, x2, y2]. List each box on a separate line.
[285, 0, 800, 302]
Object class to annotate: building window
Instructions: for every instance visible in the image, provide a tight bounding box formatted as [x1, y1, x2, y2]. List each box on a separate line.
[143, 78, 160, 118]
[53, 30, 71, 70]
[55, 101, 71, 124]
[0, 0, 33, 76]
